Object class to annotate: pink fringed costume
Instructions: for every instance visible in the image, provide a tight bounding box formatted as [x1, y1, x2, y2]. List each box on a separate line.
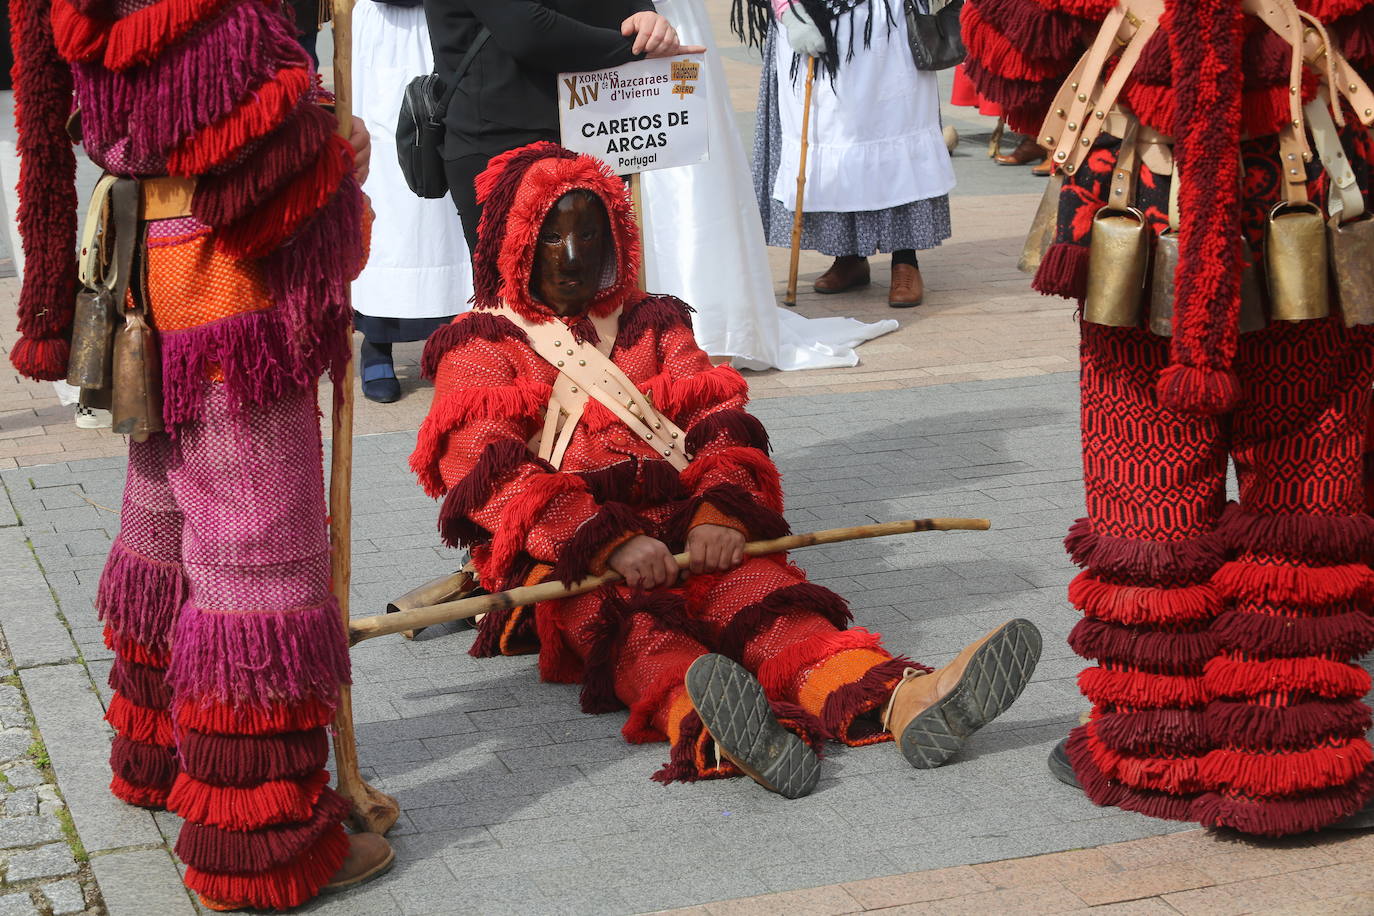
[11, 0, 366, 907]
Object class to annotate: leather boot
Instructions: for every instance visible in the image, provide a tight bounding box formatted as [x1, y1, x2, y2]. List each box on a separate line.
[996, 136, 1048, 166]
[1031, 159, 1054, 178]
[889, 263, 925, 309]
[813, 256, 870, 294]
[197, 832, 395, 911]
[1048, 737, 1081, 788]
[881, 619, 1042, 768]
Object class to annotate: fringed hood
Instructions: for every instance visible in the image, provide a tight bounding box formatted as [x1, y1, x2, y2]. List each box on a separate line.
[471, 141, 642, 324]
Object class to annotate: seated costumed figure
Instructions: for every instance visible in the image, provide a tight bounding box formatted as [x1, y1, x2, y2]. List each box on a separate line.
[962, 0, 1374, 834]
[412, 142, 1044, 791]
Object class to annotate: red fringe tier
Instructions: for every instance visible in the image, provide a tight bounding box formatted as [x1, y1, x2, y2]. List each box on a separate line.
[1068, 617, 1216, 672]
[1212, 561, 1374, 606]
[168, 768, 330, 831]
[1209, 610, 1374, 659]
[1084, 725, 1205, 794]
[177, 727, 330, 787]
[1065, 726, 1201, 822]
[1201, 740, 1374, 797]
[1207, 699, 1373, 750]
[1068, 571, 1223, 626]
[1203, 656, 1372, 701]
[1078, 666, 1208, 708]
[184, 821, 348, 911]
[164, 66, 312, 176]
[176, 786, 349, 873]
[1092, 708, 1209, 756]
[1193, 766, 1374, 837]
[1065, 518, 1227, 580]
[110, 774, 171, 809]
[106, 694, 174, 746]
[174, 696, 336, 737]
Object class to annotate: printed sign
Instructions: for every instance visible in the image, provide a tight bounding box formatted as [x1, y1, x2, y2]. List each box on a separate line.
[558, 55, 709, 175]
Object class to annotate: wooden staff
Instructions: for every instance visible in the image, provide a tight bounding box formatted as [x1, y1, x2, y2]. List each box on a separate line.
[782, 55, 817, 308]
[350, 518, 990, 645]
[630, 171, 647, 292]
[328, 0, 400, 836]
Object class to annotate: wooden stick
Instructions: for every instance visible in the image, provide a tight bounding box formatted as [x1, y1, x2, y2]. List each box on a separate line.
[629, 171, 647, 292]
[782, 55, 817, 308]
[350, 518, 989, 645]
[327, 0, 400, 836]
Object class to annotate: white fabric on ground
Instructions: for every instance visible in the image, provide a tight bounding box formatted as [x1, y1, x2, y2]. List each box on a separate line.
[351, 2, 473, 320]
[640, 0, 896, 371]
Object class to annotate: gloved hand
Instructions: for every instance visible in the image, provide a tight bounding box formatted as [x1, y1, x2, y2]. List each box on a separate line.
[780, 2, 826, 57]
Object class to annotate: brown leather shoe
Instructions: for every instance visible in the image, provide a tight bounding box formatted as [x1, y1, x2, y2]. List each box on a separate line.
[881, 619, 1042, 768]
[324, 832, 395, 893]
[813, 255, 870, 294]
[996, 136, 1049, 167]
[888, 263, 925, 308]
[1030, 158, 1054, 178]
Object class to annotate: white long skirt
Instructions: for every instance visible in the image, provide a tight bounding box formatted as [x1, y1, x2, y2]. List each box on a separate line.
[640, 0, 895, 371]
[771, 0, 955, 212]
[351, 2, 472, 320]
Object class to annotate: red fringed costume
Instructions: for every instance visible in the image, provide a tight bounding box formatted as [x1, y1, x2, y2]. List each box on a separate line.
[414, 144, 922, 780]
[964, 0, 1374, 834]
[12, 0, 368, 906]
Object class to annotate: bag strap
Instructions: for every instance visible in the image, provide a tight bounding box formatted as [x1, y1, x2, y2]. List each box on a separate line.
[78, 174, 118, 290]
[439, 26, 491, 115]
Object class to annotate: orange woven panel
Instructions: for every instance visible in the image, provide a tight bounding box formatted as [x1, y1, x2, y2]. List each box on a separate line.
[146, 229, 272, 332]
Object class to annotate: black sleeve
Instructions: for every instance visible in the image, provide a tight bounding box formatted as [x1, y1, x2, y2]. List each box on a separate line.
[629, 0, 655, 12]
[467, 0, 646, 72]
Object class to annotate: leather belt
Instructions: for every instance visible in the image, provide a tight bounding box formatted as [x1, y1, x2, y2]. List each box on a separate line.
[140, 176, 195, 221]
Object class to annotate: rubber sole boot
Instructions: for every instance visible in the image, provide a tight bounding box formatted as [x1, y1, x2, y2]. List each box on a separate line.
[324, 832, 396, 893]
[684, 654, 821, 799]
[1048, 737, 1081, 788]
[898, 619, 1042, 769]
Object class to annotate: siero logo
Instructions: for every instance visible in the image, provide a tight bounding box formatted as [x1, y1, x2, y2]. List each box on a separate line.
[670, 61, 699, 100]
[564, 77, 600, 110]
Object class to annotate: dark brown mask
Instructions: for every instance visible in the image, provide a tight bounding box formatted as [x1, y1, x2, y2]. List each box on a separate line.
[530, 190, 611, 317]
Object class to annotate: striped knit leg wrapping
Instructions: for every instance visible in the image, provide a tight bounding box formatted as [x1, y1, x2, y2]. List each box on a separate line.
[100, 436, 186, 808]
[161, 387, 351, 910]
[1067, 325, 1229, 822]
[1197, 321, 1374, 836]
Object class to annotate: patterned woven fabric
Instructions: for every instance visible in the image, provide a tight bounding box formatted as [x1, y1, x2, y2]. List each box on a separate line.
[96, 385, 350, 908]
[1067, 321, 1374, 837]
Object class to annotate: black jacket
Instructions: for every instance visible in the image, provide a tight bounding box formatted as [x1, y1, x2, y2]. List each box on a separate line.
[423, 0, 656, 159]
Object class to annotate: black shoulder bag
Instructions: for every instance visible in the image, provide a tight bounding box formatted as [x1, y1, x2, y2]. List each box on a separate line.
[396, 27, 490, 199]
[904, 0, 966, 71]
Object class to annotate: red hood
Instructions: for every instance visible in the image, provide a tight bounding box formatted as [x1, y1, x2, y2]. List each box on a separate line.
[471, 141, 641, 324]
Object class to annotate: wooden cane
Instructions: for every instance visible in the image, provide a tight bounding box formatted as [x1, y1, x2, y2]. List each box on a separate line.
[327, 0, 401, 836]
[350, 518, 990, 645]
[782, 55, 817, 308]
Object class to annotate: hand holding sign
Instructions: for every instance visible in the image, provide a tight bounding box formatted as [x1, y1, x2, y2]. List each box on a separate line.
[621, 12, 707, 58]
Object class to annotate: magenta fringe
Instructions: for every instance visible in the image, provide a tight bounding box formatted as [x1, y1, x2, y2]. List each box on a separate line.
[1209, 609, 1374, 659]
[177, 727, 330, 788]
[175, 785, 349, 873]
[1092, 709, 1210, 756]
[552, 502, 646, 587]
[109, 657, 172, 710]
[1067, 618, 1217, 673]
[259, 174, 365, 387]
[74, 0, 306, 166]
[717, 582, 851, 664]
[110, 735, 179, 789]
[159, 308, 302, 429]
[166, 599, 350, 709]
[1193, 764, 1374, 837]
[1064, 517, 1227, 580]
[1065, 725, 1200, 822]
[617, 295, 695, 349]
[1207, 699, 1372, 751]
[1217, 509, 1374, 565]
[193, 101, 335, 227]
[97, 539, 187, 651]
[420, 312, 526, 380]
[1033, 242, 1091, 301]
[685, 408, 770, 456]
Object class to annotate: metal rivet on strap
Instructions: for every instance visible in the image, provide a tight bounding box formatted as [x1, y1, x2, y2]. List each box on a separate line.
[1068, 122, 1078, 131]
[578, 360, 586, 366]
[570, 386, 578, 393]
[566, 349, 574, 355]
[1077, 93, 1087, 102]
[557, 360, 564, 367]
[1095, 111, 1105, 119]
[654, 422, 661, 429]
[1055, 108, 1066, 117]
[644, 432, 653, 440]
[663, 449, 672, 457]
[1044, 136, 1056, 145]
[1055, 151, 1068, 161]
[554, 341, 562, 347]
[671, 432, 679, 439]
[1081, 138, 1090, 146]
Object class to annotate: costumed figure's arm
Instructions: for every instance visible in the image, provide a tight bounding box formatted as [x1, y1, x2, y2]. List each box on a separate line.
[9, 0, 78, 380]
[632, 298, 790, 545]
[411, 324, 648, 588]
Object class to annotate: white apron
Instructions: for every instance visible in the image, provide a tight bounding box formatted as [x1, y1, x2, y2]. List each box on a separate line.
[771, 0, 955, 213]
[640, 0, 896, 370]
[351, 2, 473, 320]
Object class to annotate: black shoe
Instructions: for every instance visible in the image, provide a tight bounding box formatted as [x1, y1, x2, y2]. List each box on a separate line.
[684, 654, 821, 799]
[1048, 737, 1081, 788]
[360, 341, 401, 404]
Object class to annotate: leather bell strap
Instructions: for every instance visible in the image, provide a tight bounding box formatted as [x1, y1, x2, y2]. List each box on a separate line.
[1278, 122, 1312, 206]
[1304, 92, 1366, 223]
[1243, 0, 1374, 130]
[1039, 0, 1162, 177]
[108, 179, 141, 317]
[140, 177, 195, 221]
[491, 306, 692, 471]
[78, 174, 119, 290]
[1104, 117, 1142, 213]
[1103, 108, 1173, 176]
